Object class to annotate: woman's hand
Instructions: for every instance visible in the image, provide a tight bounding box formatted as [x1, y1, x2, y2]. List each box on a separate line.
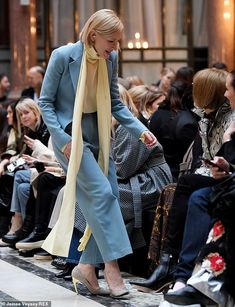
[63, 142, 72, 161]
[140, 131, 157, 148]
[21, 154, 37, 165]
[24, 135, 38, 150]
[210, 156, 230, 180]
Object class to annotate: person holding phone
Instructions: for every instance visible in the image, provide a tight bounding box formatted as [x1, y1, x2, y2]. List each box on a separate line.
[202, 157, 231, 175]
[132, 68, 235, 294]
[162, 70, 235, 304]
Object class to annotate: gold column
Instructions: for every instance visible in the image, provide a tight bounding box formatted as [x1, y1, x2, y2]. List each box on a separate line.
[207, 0, 234, 70]
[9, 0, 37, 98]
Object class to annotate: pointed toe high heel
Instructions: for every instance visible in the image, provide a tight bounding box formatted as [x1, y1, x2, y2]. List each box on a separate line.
[72, 266, 110, 296]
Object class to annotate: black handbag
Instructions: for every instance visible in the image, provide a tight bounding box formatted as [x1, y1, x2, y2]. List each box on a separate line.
[208, 172, 235, 227]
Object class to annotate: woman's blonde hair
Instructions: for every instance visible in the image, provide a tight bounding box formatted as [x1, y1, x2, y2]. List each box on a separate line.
[129, 85, 165, 113]
[126, 75, 144, 88]
[80, 9, 124, 47]
[112, 84, 138, 132]
[193, 68, 228, 109]
[118, 84, 138, 116]
[16, 97, 41, 130]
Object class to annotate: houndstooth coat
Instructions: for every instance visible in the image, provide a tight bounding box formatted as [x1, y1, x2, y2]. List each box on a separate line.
[111, 124, 173, 249]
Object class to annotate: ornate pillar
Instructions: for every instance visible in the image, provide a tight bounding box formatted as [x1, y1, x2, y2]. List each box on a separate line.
[9, 0, 37, 98]
[207, 0, 235, 70]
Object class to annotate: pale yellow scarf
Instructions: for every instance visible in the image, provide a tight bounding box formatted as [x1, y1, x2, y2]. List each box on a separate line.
[42, 45, 111, 256]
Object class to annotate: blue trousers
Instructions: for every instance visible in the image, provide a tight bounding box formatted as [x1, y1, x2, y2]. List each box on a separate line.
[10, 169, 31, 220]
[52, 113, 132, 264]
[174, 187, 215, 282]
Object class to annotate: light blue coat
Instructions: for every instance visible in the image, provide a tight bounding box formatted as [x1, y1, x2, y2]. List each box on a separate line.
[39, 41, 148, 262]
[39, 41, 147, 151]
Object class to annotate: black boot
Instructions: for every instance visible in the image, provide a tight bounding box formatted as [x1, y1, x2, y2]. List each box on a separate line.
[15, 226, 50, 250]
[0, 215, 11, 238]
[55, 263, 76, 279]
[2, 215, 34, 245]
[130, 252, 176, 292]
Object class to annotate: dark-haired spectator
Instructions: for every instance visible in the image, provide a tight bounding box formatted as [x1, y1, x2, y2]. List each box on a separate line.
[152, 67, 176, 95]
[149, 80, 199, 180]
[21, 66, 45, 102]
[0, 74, 11, 109]
[175, 66, 194, 110]
[0, 108, 9, 154]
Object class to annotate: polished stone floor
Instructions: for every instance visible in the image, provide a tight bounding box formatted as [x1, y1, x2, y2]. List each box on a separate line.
[0, 246, 166, 307]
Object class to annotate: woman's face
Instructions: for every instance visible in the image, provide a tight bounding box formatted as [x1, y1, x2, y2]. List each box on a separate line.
[91, 30, 122, 59]
[7, 105, 13, 126]
[18, 108, 37, 130]
[0, 76, 10, 92]
[161, 72, 175, 91]
[224, 74, 235, 109]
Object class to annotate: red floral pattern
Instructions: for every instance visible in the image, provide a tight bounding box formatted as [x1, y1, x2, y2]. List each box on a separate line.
[206, 220, 225, 243]
[202, 252, 226, 276]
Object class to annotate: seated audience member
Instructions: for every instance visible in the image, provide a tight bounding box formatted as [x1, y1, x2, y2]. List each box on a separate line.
[0, 98, 49, 245]
[149, 80, 199, 180]
[129, 85, 166, 127]
[0, 101, 23, 240]
[13, 169, 65, 250]
[162, 69, 235, 302]
[21, 66, 45, 102]
[174, 66, 194, 110]
[0, 108, 9, 154]
[0, 73, 11, 109]
[130, 68, 235, 292]
[164, 155, 235, 306]
[152, 67, 175, 94]
[112, 84, 172, 251]
[126, 75, 144, 88]
[1, 136, 64, 246]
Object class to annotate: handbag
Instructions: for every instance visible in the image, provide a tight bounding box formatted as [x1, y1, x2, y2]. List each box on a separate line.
[208, 172, 235, 227]
[187, 264, 228, 306]
[148, 183, 177, 265]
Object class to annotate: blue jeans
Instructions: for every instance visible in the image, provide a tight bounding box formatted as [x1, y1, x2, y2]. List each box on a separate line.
[10, 169, 31, 219]
[66, 228, 82, 264]
[174, 187, 215, 282]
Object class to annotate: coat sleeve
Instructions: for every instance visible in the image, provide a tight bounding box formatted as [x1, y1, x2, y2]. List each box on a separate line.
[38, 49, 71, 150]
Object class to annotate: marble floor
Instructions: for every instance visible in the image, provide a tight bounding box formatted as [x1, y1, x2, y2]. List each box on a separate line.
[0, 246, 165, 307]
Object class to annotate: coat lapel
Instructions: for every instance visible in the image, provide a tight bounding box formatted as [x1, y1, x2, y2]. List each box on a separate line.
[69, 41, 84, 93]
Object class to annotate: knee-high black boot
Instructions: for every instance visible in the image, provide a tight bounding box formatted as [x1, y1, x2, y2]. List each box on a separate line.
[130, 252, 177, 292]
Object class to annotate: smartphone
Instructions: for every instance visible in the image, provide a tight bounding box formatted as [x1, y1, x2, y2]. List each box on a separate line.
[202, 158, 229, 174]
